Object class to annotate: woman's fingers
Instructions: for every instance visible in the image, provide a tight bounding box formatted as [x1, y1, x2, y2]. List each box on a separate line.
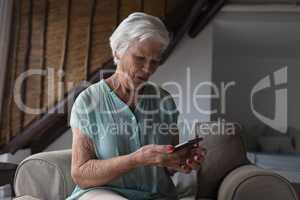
[155, 144, 206, 172]
[166, 157, 195, 174]
[138, 144, 175, 166]
[186, 159, 201, 171]
[193, 154, 204, 163]
[191, 147, 207, 160]
[175, 148, 191, 160]
[153, 144, 174, 153]
[168, 151, 193, 166]
[169, 164, 192, 174]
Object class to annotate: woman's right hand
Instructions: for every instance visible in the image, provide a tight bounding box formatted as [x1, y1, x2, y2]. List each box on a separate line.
[131, 144, 192, 173]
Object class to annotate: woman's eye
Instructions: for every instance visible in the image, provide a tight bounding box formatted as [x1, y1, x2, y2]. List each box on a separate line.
[150, 59, 160, 66]
[134, 56, 146, 63]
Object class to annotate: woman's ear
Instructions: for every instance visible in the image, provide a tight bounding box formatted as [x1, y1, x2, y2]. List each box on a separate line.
[114, 51, 120, 60]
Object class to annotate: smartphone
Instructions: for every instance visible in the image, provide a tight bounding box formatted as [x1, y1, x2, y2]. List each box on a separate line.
[173, 137, 203, 152]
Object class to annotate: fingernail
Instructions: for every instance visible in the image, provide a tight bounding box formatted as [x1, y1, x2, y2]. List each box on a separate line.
[167, 145, 174, 152]
[167, 145, 174, 150]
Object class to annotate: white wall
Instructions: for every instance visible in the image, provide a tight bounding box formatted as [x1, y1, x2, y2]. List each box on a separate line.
[151, 26, 213, 141]
[45, 25, 213, 151]
[211, 10, 300, 152]
[43, 129, 73, 152]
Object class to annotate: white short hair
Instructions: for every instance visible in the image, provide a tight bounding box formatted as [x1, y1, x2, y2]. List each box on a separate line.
[109, 12, 170, 65]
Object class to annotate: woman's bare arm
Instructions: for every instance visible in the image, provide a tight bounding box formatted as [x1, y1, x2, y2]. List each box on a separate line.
[71, 128, 139, 189]
[71, 127, 190, 188]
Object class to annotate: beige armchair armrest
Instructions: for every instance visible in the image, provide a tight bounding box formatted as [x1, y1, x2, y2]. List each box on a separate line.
[14, 150, 74, 200]
[218, 165, 299, 200]
[13, 195, 41, 200]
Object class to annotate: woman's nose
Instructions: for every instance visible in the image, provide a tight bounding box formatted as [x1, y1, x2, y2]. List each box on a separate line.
[142, 63, 152, 74]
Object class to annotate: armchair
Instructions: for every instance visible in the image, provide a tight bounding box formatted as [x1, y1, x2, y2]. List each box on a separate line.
[14, 122, 298, 200]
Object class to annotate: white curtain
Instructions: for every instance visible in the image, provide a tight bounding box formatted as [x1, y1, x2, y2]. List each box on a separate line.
[0, 0, 14, 116]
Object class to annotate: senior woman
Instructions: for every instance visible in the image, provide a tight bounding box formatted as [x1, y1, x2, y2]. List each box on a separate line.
[67, 12, 205, 200]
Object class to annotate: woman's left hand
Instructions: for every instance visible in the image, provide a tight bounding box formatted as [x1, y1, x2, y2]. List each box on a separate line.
[182, 145, 206, 171]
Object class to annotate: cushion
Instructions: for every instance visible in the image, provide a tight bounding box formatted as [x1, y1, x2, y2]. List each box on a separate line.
[195, 121, 249, 199]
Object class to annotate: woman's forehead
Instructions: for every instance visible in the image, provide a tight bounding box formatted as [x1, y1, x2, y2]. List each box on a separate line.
[130, 38, 163, 57]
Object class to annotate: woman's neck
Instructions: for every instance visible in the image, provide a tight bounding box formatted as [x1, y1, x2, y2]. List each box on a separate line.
[106, 73, 140, 107]
[110, 73, 136, 93]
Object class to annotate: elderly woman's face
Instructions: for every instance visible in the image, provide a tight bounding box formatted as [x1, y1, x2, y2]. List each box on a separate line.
[117, 38, 163, 87]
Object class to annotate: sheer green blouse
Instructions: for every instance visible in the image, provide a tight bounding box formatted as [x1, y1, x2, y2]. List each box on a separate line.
[67, 80, 179, 200]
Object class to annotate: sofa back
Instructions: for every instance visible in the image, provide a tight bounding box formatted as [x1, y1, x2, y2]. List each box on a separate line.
[195, 121, 249, 199]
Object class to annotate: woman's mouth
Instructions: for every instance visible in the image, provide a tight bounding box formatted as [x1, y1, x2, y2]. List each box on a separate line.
[136, 76, 148, 82]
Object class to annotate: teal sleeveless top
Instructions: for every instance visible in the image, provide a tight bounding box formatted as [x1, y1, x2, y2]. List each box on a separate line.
[67, 80, 179, 200]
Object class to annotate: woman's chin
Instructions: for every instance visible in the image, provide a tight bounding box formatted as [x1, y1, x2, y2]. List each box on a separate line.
[130, 80, 146, 89]
[135, 78, 147, 84]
